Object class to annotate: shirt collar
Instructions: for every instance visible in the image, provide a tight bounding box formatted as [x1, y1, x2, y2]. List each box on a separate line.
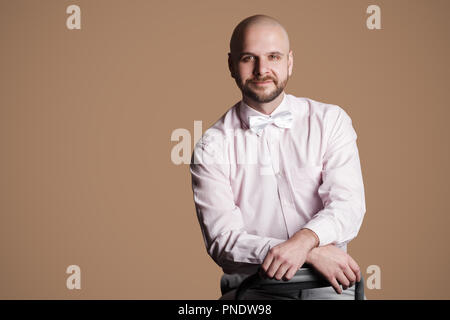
[238, 92, 290, 130]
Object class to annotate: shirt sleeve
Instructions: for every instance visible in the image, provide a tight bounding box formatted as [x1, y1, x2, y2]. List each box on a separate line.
[302, 107, 366, 246]
[189, 131, 285, 267]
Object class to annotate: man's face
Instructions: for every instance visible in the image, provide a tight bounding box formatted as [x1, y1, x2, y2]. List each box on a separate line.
[229, 24, 293, 103]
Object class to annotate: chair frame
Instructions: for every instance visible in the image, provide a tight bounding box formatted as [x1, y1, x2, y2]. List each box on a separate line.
[235, 267, 365, 300]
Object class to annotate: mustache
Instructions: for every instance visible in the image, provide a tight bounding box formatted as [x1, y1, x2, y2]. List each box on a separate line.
[247, 77, 276, 83]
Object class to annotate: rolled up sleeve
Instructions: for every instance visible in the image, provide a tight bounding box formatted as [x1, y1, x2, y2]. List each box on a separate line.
[302, 108, 366, 246]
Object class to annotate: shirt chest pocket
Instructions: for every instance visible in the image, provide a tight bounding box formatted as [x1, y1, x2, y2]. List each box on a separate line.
[288, 165, 323, 197]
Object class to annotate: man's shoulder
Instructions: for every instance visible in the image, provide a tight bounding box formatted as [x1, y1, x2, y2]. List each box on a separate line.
[287, 94, 347, 115]
[193, 101, 241, 151]
[287, 94, 352, 123]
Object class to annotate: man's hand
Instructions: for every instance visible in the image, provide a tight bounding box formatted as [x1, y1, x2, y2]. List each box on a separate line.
[261, 228, 319, 281]
[305, 244, 361, 294]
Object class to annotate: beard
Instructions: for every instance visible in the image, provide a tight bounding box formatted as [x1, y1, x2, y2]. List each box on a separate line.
[236, 72, 289, 103]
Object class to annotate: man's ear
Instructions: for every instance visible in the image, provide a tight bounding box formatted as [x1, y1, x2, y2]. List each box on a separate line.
[288, 50, 294, 77]
[228, 53, 235, 79]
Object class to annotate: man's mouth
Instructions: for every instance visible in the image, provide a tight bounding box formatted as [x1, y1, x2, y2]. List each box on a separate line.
[251, 80, 273, 85]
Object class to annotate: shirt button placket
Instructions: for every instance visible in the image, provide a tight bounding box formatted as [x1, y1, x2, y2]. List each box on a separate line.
[268, 128, 291, 238]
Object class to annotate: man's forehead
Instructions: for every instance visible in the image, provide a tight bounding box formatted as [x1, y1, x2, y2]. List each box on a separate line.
[239, 29, 289, 53]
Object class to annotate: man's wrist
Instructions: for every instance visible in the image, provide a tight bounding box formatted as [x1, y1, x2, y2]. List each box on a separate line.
[305, 248, 315, 265]
[303, 228, 319, 248]
[291, 228, 320, 252]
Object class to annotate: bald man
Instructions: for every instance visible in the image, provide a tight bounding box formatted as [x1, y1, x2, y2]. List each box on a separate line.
[190, 15, 366, 300]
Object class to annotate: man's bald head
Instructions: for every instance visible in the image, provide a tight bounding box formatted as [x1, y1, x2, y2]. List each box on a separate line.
[227, 15, 293, 106]
[229, 15, 290, 54]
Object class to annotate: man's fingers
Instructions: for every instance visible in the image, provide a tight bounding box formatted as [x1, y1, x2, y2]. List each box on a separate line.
[261, 254, 274, 278]
[347, 256, 361, 282]
[330, 277, 342, 294]
[343, 265, 357, 287]
[265, 259, 282, 279]
[336, 271, 350, 290]
[282, 266, 298, 281]
[274, 263, 289, 281]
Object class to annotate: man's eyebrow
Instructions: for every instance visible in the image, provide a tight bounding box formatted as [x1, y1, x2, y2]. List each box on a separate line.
[238, 52, 255, 57]
[267, 51, 284, 56]
[238, 51, 285, 58]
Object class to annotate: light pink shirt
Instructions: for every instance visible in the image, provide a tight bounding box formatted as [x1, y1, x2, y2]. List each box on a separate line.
[190, 93, 366, 275]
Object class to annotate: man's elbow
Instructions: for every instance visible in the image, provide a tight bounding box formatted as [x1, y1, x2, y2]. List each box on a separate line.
[206, 236, 229, 268]
[348, 204, 366, 241]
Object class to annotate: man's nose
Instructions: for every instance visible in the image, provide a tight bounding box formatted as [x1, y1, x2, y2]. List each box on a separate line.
[254, 58, 269, 76]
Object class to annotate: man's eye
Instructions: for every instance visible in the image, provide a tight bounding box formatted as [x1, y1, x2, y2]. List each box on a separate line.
[242, 56, 254, 62]
[269, 55, 281, 60]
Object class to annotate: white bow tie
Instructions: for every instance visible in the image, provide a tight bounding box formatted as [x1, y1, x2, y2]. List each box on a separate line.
[248, 110, 293, 135]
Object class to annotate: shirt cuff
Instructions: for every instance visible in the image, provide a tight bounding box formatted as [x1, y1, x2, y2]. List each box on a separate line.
[302, 217, 337, 247]
[260, 238, 285, 261]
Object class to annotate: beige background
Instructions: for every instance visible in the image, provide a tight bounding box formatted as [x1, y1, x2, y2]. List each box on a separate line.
[0, 0, 449, 299]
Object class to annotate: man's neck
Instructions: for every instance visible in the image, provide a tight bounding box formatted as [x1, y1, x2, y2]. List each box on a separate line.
[243, 92, 285, 115]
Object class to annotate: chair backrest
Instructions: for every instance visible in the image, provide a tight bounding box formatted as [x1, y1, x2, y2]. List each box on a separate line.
[235, 267, 365, 300]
